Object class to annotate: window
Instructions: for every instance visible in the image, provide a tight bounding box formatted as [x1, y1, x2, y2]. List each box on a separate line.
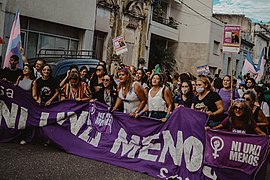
[20, 16, 80, 59]
[93, 31, 106, 61]
[213, 41, 220, 55]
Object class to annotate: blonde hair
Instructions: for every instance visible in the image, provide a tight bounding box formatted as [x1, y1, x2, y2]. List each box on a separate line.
[196, 76, 213, 91]
[119, 68, 133, 92]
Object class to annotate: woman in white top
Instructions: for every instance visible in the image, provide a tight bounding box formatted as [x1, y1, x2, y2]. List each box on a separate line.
[15, 64, 35, 91]
[111, 67, 146, 117]
[143, 74, 173, 122]
[135, 68, 149, 98]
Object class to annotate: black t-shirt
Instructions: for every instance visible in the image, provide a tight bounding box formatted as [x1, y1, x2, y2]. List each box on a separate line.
[1, 67, 22, 83]
[193, 91, 222, 126]
[36, 77, 59, 102]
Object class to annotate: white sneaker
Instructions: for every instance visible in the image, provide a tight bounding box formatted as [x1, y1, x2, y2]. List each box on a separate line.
[20, 140, 27, 145]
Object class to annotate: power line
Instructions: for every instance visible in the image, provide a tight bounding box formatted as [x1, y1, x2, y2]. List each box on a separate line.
[180, 1, 224, 27]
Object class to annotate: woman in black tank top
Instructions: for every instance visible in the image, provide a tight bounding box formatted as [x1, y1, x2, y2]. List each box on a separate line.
[243, 90, 269, 134]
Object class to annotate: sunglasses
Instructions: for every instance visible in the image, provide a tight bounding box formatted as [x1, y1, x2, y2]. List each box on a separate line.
[103, 79, 110, 82]
[233, 98, 245, 103]
[244, 98, 251, 101]
[96, 68, 103, 71]
[234, 106, 244, 111]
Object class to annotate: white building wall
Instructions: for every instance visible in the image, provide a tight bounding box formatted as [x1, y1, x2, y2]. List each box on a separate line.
[5, 0, 96, 30]
[2, 0, 96, 57]
[173, 0, 214, 75]
[178, 0, 212, 43]
[209, 17, 224, 75]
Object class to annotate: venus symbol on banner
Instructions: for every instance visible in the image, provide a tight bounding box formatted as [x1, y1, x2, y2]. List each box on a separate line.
[210, 136, 224, 159]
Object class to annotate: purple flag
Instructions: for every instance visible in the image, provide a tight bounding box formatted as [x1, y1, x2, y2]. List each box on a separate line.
[204, 129, 269, 176]
[0, 81, 269, 179]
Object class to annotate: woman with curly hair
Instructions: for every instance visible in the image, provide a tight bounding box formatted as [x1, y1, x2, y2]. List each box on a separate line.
[213, 99, 266, 135]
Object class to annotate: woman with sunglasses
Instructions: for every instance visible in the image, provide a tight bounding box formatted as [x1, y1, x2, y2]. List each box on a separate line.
[60, 72, 92, 101]
[213, 99, 266, 136]
[243, 90, 269, 133]
[101, 74, 117, 107]
[111, 67, 146, 117]
[90, 64, 107, 102]
[174, 80, 195, 108]
[32, 64, 59, 106]
[192, 76, 224, 127]
[15, 64, 35, 91]
[135, 68, 149, 98]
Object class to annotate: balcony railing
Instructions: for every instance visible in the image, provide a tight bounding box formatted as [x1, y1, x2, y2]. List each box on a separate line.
[152, 13, 179, 29]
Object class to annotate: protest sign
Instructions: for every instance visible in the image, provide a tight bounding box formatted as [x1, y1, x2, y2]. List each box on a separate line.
[197, 64, 210, 75]
[223, 25, 241, 53]
[112, 36, 128, 55]
[0, 81, 268, 179]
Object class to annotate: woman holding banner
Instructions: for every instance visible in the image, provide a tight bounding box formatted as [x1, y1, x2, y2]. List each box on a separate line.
[90, 64, 107, 102]
[15, 64, 35, 91]
[32, 64, 59, 106]
[213, 99, 266, 136]
[243, 90, 269, 134]
[111, 67, 146, 117]
[174, 80, 195, 108]
[60, 73, 92, 101]
[192, 76, 224, 127]
[147, 74, 173, 122]
[100, 74, 117, 107]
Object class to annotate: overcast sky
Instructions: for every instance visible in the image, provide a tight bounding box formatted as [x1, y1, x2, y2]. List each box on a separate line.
[213, 0, 270, 23]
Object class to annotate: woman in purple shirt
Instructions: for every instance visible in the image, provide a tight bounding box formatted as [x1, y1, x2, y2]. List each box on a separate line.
[216, 75, 239, 116]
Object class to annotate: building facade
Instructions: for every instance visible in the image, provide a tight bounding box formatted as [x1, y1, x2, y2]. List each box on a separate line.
[1, 0, 97, 60]
[214, 14, 255, 77]
[1, 0, 225, 77]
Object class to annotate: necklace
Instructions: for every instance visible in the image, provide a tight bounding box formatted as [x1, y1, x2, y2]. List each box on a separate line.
[71, 86, 78, 99]
[122, 86, 127, 98]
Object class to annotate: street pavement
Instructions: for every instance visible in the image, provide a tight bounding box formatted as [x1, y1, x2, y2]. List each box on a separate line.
[0, 143, 155, 180]
[0, 142, 269, 180]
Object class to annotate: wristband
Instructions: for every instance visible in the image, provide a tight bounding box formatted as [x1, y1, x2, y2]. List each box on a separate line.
[165, 114, 169, 119]
[139, 111, 144, 116]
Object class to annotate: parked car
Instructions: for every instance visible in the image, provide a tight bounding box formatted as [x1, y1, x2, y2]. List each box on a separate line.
[51, 58, 99, 81]
[28, 49, 99, 81]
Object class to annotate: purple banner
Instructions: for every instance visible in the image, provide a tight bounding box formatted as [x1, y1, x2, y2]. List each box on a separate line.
[0, 81, 269, 179]
[204, 129, 269, 175]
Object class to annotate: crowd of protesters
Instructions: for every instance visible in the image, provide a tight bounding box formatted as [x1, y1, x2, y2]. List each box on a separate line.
[1, 54, 270, 142]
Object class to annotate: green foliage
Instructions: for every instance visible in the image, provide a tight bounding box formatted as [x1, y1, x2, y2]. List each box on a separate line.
[149, 44, 176, 72]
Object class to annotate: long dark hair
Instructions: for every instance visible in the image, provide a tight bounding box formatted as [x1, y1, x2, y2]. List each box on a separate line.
[136, 68, 147, 85]
[181, 80, 194, 105]
[19, 64, 35, 80]
[245, 78, 256, 89]
[90, 64, 107, 85]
